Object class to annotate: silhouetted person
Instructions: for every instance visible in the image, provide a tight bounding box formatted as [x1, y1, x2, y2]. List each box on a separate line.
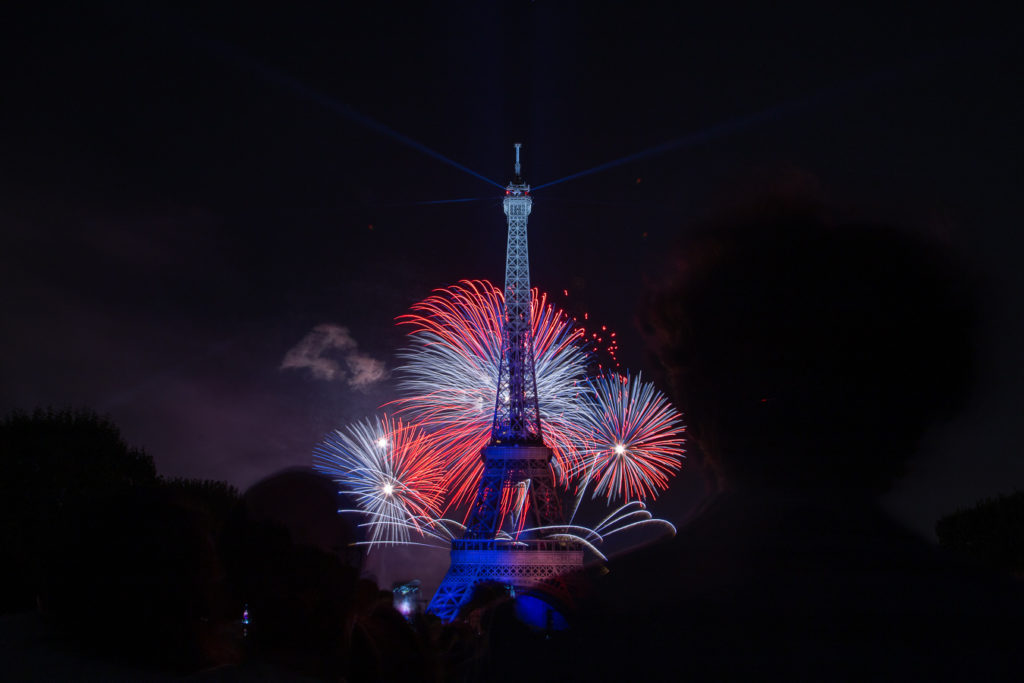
[545, 194, 1023, 681]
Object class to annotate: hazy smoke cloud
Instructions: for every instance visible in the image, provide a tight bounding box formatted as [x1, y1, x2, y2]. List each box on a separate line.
[280, 324, 387, 388]
[346, 351, 388, 389]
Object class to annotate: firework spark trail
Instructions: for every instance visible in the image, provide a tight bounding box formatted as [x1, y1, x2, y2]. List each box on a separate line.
[593, 500, 656, 534]
[313, 415, 445, 546]
[570, 373, 686, 504]
[497, 480, 531, 539]
[347, 499, 675, 555]
[393, 280, 591, 509]
[512, 481, 531, 538]
[347, 514, 465, 549]
[591, 501, 677, 538]
[524, 501, 676, 561]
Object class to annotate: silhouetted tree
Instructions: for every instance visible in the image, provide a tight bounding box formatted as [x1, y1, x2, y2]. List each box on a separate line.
[0, 408, 255, 672]
[0, 408, 157, 612]
[160, 476, 241, 535]
[937, 491, 1024, 576]
[43, 485, 230, 672]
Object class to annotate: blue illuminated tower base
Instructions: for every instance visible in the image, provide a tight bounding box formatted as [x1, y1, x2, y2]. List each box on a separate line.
[427, 444, 584, 621]
[428, 537, 584, 621]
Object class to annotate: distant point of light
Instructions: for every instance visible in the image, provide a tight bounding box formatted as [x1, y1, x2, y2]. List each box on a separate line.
[614, 443, 626, 456]
[383, 482, 394, 496]
[377, 437, 389, 448]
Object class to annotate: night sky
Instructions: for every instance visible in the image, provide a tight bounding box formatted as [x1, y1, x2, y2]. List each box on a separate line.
[2, 1, 1021, 552]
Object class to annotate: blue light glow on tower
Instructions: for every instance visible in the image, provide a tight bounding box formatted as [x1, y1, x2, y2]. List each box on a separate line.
[427, 145, 583, 622]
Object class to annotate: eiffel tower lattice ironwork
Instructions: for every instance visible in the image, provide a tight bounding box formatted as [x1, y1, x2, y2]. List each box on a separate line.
[427, 145, 583, 622]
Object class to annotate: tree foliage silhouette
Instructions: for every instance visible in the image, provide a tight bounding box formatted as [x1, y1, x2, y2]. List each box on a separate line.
[937, 491, 1024, 576]
[0, 408, 157, 611]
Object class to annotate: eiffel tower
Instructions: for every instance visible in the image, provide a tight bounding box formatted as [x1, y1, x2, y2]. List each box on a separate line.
[427, 144, 583, 622]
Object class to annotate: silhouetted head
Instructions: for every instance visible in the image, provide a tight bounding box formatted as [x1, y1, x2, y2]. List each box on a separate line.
[650, 197, 976, 495]
[242, 466, 358, 556]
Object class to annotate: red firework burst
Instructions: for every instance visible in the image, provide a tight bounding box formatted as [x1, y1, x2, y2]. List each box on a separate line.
[392, 280, 590, 511]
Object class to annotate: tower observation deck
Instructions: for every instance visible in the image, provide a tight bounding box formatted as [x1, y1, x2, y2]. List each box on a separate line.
[427, 145, 583, 622]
